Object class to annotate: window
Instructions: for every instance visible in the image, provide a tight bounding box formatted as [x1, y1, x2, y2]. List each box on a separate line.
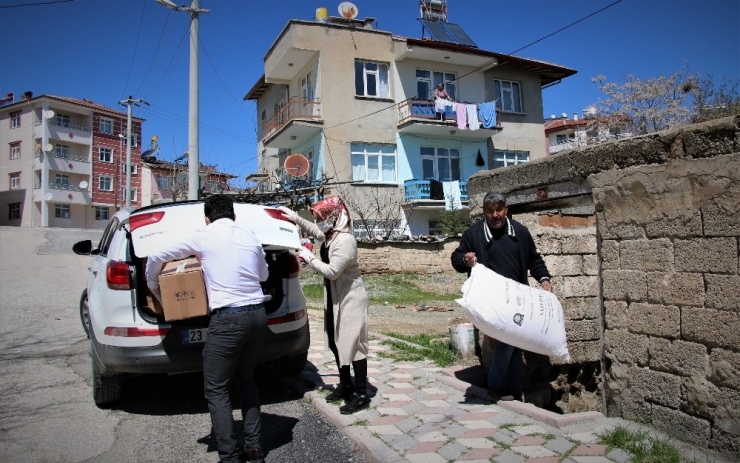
[99, 175, 112, 191]
[428, 220, 443, 236]
[120, 187, 138, 202]
[9, 203, 21, 220]
[416, 70, 456, 100]
[122, 133, 138, 148]
[305, 149, 314, 178]
[55, 174, 69, 188]
[10, 111, 21, 128]
[9, 172, 20, 189]
[95, 206, 109, 221]
[556, 135, 568, 144]
[492, 150, 529, 169]
[99, 117, 113, 135]
[351, 143, 396, 183]
[494, 79, 522, 113]
[420, 146, 460, 181]
[355, 60, 389, 98]
[301, 71, 313, 99]
[121, 163, 138, 175]
[56, 114, 70, 127]
[156, 174, 174, 191]
[10, 142, 20, 159]
[55, 204, 70, 219]
[56, 144, 70, 158]
[99, 146, 113, 163]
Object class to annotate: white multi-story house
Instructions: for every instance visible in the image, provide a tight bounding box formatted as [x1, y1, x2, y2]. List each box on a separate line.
[545, 108, 633, 155]
[0, 91, 143, 228]
[244, 11, 576, 237]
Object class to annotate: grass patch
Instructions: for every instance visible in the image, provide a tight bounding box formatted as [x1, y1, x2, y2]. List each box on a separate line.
[300, 273, 459, 305]
[352, 419, 369, 427]
[599, 426, 683, 463]
[378, 332, 458, 367]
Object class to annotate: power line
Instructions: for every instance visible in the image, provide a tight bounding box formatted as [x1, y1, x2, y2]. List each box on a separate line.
[0, 0, 72, 8]
[199, 36, 247, 105]
[122, 0, 147, 97]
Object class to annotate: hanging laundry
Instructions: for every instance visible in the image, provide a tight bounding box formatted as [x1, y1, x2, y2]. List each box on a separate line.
[456, 103, 467, 130]
[466, 104, 480, 130]
[429, 179, 444, 200]
[443, 181, 462, 211]
[479, 101, 497, 128]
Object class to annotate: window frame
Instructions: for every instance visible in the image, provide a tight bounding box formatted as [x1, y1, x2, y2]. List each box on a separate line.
[10, 111, 21, 128]
[99, 117, 114, 135]
[55, 174, 69, 189]
[301, 71, 313, 99]
[492, 150, 529, 169]
[493, 79, 523, 113]
[121, 163, 138, 175]
[99, 146, 113, 163]
[420, 146, 461, 181]
[122, 132, 138, 148]
[56, 144, 70, 159]
[350, 143, 397, 183]
[9, 172, 20, 189]
[416, 69, 457, 100]
[99, 175, 113, 191]
[10, 141, 21, 160]
[8, 202, 21, 220]
[94, 206, 109, 221]
[56, 114, 70, 128]
[354, 60, 390, 98]
[55, 204, 70, 219]
[155, 173, 174, 191]
[120, 186, 138, 202]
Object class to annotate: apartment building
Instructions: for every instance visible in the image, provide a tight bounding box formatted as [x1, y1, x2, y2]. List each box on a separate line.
[545, 108, 633, 155]
[244, 10, 576, 237]
[0, 91, 143, 228]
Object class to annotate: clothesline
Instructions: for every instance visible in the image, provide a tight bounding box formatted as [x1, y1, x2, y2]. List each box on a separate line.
[435, 98, 498, 130]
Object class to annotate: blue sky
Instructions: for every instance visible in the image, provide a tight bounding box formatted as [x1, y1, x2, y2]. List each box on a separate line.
[1, 0, 737, 187]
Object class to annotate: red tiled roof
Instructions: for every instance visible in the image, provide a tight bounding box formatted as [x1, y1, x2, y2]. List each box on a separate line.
[544, 118, 587, 133]
[46, 95, 144, 119]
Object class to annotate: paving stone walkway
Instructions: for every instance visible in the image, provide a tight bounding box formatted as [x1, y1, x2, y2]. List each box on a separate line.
[296, 315, 733, 463]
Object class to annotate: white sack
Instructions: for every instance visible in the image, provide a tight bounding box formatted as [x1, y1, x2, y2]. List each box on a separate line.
[455, 264, 570, 362]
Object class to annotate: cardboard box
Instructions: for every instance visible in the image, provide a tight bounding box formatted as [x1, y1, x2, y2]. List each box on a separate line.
[158, 257, 209, 321]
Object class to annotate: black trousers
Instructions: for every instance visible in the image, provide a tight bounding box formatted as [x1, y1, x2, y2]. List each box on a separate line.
[203, 305, 267, 463]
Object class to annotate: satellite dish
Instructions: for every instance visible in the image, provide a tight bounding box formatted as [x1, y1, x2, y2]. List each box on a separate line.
[79, 181, 88, 189]
[284, 153, 310, 177]
[44, 144, 53, 152]
[44, 193, 53, 201]
[338, 1, 358, 19]
[45, 110, 55, 119]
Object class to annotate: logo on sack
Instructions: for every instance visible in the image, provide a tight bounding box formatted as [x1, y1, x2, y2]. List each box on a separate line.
[513, 313, 524, 326]
[174, 290, 196, 301]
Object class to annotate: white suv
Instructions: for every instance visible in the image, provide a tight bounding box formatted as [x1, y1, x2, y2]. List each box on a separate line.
[73, 201, 309, 406]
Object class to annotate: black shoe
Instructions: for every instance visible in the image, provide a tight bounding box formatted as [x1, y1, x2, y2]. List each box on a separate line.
[238, 448, 264, 463]
[326, 384, 353, 403]
[487, 388, 514, 402]
[339, 392, 370, 414]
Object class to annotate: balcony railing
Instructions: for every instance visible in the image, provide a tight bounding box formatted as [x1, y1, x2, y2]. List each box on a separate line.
[48, 119, 90, 132]
[398, 99, 502, 127]
[263, 96, 321, 140]
[53, 152, 89, 163]
[404, 179, 468, 202]
[49, 182, 82, 191]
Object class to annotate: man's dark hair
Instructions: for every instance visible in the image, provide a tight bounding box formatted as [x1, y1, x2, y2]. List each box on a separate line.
[483, 191, 507, 206]
[204, 194, 235, 222]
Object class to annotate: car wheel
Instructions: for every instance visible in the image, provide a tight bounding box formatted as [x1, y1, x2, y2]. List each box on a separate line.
[275, 351, 308, 376]
[92, 352, 122, 407]
[80, 289, 90, 339]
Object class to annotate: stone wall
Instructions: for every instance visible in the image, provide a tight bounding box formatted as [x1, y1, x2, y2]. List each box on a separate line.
[464, 115, 740, 455]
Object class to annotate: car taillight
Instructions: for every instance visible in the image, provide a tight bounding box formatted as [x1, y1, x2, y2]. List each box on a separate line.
[264, 208, 292, 223]
[104, 327, 170, 337]
[268, 309, 306, 325]
[129, 211, 165, 231]
[107, 260, 132, 290]
[285, 252, 300, 278]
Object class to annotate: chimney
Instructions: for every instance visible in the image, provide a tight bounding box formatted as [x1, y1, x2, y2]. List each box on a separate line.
[573, 113, 578, 121]
[21, 91, 33, 101]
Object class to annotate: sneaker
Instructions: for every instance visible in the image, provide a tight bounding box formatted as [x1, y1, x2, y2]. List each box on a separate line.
[339, 392, 370, 414]
[325, 384, 351, 403]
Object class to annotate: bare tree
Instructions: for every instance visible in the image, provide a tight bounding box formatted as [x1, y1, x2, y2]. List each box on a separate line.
[338, 185, 415, 240]
[692, 74, 740, 123]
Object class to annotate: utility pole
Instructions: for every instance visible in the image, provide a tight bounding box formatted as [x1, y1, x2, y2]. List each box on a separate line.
[117, 96, 148, 208]
[156, 0, 210, 200]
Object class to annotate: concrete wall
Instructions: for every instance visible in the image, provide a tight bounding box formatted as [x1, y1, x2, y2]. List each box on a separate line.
[464, 115, 740, 455]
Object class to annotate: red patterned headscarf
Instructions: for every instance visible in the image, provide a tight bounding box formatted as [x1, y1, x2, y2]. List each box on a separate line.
[309, 196, 351, 240]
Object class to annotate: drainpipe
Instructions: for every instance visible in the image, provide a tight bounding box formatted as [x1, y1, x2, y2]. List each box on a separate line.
[40, 102, 50, 227]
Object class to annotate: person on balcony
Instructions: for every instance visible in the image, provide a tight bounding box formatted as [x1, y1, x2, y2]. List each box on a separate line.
[278, 198, 371, 414]
[434, 82, 453, 121]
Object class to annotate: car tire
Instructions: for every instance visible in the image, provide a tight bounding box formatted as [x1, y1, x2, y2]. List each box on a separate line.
[92, 352, 122, 407]
[275, 351, 308, 376]
[80, 289, 90, 339]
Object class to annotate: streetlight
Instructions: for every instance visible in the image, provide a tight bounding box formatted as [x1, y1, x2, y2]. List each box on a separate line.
[155, 0, 210, 201]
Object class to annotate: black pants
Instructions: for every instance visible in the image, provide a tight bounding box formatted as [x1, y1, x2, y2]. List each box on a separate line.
[203, 305, 267, 463]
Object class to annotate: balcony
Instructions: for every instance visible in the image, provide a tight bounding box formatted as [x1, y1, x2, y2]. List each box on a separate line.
[398, 99, 502, 140]
[34, 182, 92, 205]
[262, 97, 323, 149]
[403, 178, 468, 203]
[47, 152, 90, 173]
[38, 119, 93, 146]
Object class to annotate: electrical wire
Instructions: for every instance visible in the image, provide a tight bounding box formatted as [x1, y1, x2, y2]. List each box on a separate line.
[134, 10, 174, 97]
[0, 0, 72, 8]
[199, 36, 248, 105]
[121, 0, 147, 97]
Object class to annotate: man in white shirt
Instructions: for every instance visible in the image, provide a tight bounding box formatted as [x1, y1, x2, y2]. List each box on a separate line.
[146, 195, 269, 463]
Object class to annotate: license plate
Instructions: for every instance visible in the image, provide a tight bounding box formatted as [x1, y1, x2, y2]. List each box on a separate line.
[183, 328, 207, 344]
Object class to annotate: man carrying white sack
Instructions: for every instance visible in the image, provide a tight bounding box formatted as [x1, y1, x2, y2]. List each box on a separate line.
[451, 191, 552, 402]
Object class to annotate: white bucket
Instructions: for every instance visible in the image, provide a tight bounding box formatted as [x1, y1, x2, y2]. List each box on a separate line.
[449, 318, 475, 357]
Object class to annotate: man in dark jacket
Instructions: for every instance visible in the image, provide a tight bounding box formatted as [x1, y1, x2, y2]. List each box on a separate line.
[451, 191, 552, 402]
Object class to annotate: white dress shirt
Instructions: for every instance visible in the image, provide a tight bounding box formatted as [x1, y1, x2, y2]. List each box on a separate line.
[146, 218, 269, 311]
